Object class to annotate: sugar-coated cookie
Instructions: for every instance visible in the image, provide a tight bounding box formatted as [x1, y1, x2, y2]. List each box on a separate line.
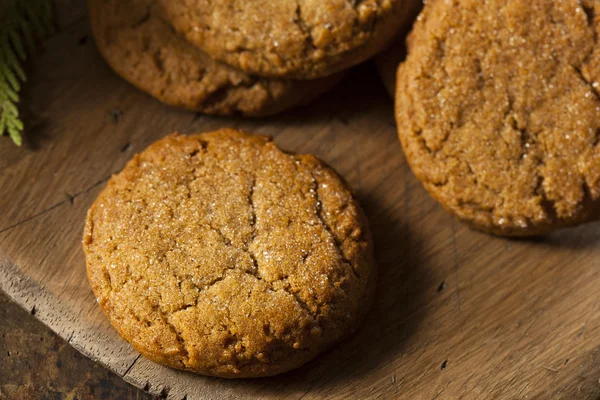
[83, 129, 376, 377]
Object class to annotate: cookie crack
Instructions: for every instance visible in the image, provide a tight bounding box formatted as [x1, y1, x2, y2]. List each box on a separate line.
[199, 85, 235, 110]
[220, 301, 244, 370]
[411, 38, 453, 156]
[582, 0, 596, 27]
[204, 222, 261, 280]
[534, 174, 559, 222]
[246, 175, 259, 274]
[207, 223, 233, 246]
[170, 267, 239, 317]
[200, 77, 279, 115]
[132, 6, 151, 29]
[579, 2, 598, 78]
[310, 172, 361, 279]
[349, 0, 368, 7]
[431, 178, 449, 187]
[241, 172, 321, 323]
[287, 287, 319, 321]
[248, 176, 257, 239]
[146, 301, 190, 367]
[347, 0, 381, 40]
[152, 48, 165, 75]
[572, 64, 600, 102]
[294, 1, 317, 52]
[503, 94, 536, 162]
[234, 272, 323, 334]
[414, 129, 435, 155]
[456, 200, 494, 214]
[511, 121, 539, 163]
[462, 155, 503, 199]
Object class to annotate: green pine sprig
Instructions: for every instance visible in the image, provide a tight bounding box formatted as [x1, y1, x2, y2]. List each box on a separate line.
[0, 0, 55, 146]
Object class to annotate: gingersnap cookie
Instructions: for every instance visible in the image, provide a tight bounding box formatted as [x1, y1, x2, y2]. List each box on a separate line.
[160, 0, 418, 79]
[83, 129, 375, 378]
[396, 0, 600, 236]
[88, 0, 343, 117]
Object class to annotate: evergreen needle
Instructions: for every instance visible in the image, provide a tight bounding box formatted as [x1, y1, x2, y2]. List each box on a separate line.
[0, 0, 55, 146]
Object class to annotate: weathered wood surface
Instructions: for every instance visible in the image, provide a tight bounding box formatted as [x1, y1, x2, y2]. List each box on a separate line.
[0, 2, 599, 399]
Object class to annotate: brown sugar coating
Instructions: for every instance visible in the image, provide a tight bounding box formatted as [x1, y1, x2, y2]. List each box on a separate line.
[88, 0, 343, 117]
[160, 0, 417, 79]
[396, 0, 600, 236]
[83, 129, 375, 378]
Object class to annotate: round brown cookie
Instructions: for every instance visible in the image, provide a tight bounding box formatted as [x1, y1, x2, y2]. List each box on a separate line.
[160, 0, 418, 79]
[88, 0, 343, 117]
[83, 129, 375, 378]
[375, 0, 423, 97]
[396, 0, 600, 236]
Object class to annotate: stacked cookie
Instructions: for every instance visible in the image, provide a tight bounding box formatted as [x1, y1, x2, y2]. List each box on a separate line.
[379, 0, 600, 236]
[89, 0, 419, 116]
[85, 0, 424, 380]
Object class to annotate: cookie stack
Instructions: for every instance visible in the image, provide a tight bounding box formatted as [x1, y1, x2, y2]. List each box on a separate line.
[88, 0, 420, 117]
[85, 0, 423, 380]
[379, 0, 600, 236]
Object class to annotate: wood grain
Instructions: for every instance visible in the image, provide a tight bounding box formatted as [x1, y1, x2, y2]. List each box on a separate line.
[1, 3, 599, 399]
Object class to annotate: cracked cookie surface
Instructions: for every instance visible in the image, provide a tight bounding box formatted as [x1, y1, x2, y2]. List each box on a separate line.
[396, 0, 600, 236]
[83, 129, 375, 378]
[88, 0, 342, 116]
[160, 0, 415, 79]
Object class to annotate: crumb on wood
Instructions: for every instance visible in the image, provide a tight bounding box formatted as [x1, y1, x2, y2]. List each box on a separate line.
[121, 142, 132, 153]
[65, 192, 75, 205]
[108, 109, 123, 123]
[437, 280, 447, 293]
[440, 359, 448, 371]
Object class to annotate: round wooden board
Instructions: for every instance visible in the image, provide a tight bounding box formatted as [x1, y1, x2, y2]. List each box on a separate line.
[1, 3, 599, 400]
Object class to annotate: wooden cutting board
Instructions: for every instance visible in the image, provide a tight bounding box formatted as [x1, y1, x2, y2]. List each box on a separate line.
[1, 2, 599, 399]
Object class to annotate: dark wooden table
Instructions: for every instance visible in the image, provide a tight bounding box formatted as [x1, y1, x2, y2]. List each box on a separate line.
[0, 290, 151, 399]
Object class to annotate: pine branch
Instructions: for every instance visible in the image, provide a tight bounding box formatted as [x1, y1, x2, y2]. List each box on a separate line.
[0, 0, 55, 146]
